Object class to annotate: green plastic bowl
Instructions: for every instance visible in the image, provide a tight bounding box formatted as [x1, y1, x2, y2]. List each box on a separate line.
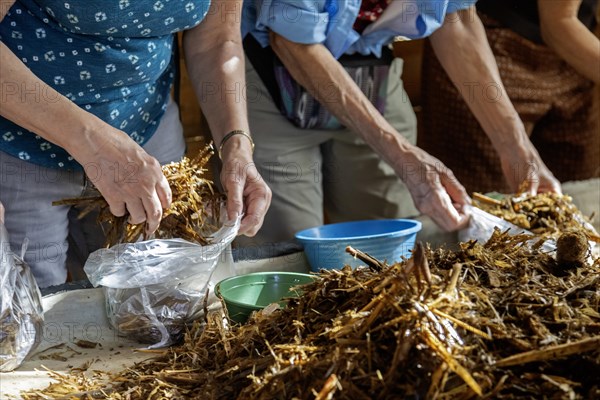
[215, 272, 315, 324]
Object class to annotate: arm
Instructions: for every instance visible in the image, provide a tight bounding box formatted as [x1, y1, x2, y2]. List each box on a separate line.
[183, 0, 271, 236]
[270, 32, 470, 231]
[0, 0, 170, 233]
[429, 7, 562, 194]
[538, 0, 600, 83]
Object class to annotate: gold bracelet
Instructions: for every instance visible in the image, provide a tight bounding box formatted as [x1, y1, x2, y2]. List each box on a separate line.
[218, 130, 255, 160]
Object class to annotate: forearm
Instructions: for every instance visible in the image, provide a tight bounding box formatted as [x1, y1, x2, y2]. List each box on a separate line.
[271, 33, 470, 230]
[183, 0, 249, 148]
[1, 37, 172, 229]
[0, 42, 108, 158]
[429, 8, 531, 155]
[539, 1, 600, 83]
[270, 33, 413, 172]
[429, 7, 560, 193]
[1, 0, 133, 165]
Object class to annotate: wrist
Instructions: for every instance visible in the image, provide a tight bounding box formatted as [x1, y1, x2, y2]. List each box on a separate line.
[218, 130, 254, 160]
[486, 115, 529, 150]
[65, 116, 131, 164]
[58, 107, 103, 152]
[499, 137, 540, 163]
[374, 128, 413, 169]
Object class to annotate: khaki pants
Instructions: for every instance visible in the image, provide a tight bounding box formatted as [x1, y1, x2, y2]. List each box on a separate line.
[236, 57, 419, 246]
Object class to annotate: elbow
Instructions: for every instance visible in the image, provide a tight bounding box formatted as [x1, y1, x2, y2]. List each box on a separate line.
[269, 30, 284, 54]
[431, 7, 479, 47]
[539, 23, 555, 48]
[269, 31, 309, 58]
[539, 18, 575, 50]
[269, 30, 296, 63]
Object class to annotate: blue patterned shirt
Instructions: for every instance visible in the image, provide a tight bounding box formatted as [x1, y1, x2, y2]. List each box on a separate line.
[243, 0, 478, 58]
[0, 0, 211, 169]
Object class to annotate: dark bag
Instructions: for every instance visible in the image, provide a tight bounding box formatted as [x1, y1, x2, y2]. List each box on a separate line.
[244, 36, 393, 130]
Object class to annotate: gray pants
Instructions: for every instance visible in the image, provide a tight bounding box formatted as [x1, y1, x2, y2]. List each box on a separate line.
[0, 99, 186, 288]
[236, 57, 418, 246]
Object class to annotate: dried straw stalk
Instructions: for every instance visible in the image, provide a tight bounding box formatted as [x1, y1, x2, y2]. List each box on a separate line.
[53, 145, 222, 247]
[23, 229, 600, 399]
[472, 190, 599, 243]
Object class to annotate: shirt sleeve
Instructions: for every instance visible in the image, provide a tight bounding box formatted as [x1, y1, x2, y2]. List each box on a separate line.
[446, 0, 478, 14]
[243, 0, 362, 58]
[246, 0, 331, 46]
[242, 0, 476, 58]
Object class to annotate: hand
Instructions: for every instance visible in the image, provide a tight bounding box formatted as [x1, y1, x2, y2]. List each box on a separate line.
[499, 147, 562, 195]
[398, 146, 471, 232]
[0, 201, 4, 224]
[219, 136, 271, 236]
[71, 127, 172, 236]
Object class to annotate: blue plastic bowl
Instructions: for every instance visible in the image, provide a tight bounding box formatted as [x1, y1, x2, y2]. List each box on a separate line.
[295, 219, 422, 272]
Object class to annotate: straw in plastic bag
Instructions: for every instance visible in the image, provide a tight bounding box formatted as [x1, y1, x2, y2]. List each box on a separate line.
[0, 226, 44, 372]
[84, 216, 240, 348]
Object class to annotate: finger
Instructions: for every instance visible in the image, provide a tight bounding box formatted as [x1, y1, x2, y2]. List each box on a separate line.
[441, 171, 471, 205]
[156, 174, 172, 210]
[553, 183, 563, 195]
[432, 213, 466, 232]
[142, 192, 163, 234]
[453, 208, 471, 230]
[239, 214, 261, 236]
[107, 199, 127, 218]
[0, 202, 5, 223]
[439, 196, 463, 231]
[126, 198, 146, 225]
[453, 201, 471, 218]
[431, 190, 466, 232]
[522, 165, 540, 195]
[540, 177, 562, 195]
[527, 177, 539, 196]
[226, 189, 244, 222]
[239, 186, 271, 236]
[221, 170, 245, 221]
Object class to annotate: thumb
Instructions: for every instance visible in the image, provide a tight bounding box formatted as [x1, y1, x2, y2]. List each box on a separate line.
[221, 163, 245, 221]
[225, 182, 244, 221]
[226, 195, 243, 222]
[526, 175, 539, 196]
[441, 172, 471, 206]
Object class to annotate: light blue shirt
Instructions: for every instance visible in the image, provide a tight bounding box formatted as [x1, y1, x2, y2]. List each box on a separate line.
[243, 0, 478, 58]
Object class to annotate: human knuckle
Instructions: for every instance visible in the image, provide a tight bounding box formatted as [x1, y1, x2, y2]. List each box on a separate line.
[130, 216, 145, 224]
[150, 208, 162, 219]
[230, 198, 243, 208]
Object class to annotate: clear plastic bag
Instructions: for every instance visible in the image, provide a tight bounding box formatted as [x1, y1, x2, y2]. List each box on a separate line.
[84, 216, 240, 348]
[460, 206, 556, 253]
[0, 225, 44, 372]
